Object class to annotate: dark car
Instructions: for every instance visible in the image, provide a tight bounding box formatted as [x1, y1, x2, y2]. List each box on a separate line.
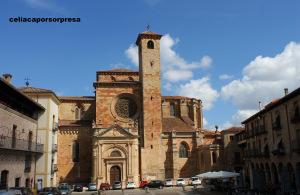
[38, 187, 61, 195]
[58, 185, 71, 195]
[73, 184, 83, 192]
[9, 187, 33, 195]
[99, 183, 111, 190]
[145, 180, 164, 189]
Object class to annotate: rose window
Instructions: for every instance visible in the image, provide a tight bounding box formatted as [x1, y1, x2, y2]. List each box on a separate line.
[115, 97, 137, 118]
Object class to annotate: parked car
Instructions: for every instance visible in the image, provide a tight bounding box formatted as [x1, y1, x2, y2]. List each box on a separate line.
[38, 187, 61, 195]
[58, 185, 71, 195]
[139, 181, 148, 188]
[73, 184, 83, 192]
[87, 183, 97, 191]
[126, 181, 135, 189]
[0, 189, 22, 195]
[165, 179, 173, 187]
[176, 178, 185, 186]
[190, 177, 201, 186]
[112, 181, 122, 190]
[9, 187, 33, 195]
[99, 183, 111, 190]
[144, 180, 164, 189]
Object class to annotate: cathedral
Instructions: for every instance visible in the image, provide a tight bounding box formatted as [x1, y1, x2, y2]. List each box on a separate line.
[57, 31, 213, 187]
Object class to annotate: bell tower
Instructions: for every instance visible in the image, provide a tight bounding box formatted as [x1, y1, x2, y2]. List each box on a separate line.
[136, 31, 165, 180]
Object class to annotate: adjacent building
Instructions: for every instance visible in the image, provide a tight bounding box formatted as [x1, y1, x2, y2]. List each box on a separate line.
[19, 87, 60, 189]
[0, 75, 44, 189]
[242, 88, 300, 193]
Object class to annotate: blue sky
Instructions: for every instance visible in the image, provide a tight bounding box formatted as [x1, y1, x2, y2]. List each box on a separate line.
[1, 0, 300, 129]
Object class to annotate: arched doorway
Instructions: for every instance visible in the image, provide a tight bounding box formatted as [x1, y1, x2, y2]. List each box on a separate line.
[110, 166, 121, 185]
[0, 170, 9, 190]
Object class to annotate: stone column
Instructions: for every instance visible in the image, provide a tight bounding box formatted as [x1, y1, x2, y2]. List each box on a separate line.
[128, 143, 132, 175]
[92, 144, 98, 182]
[98, 144, 102, 178]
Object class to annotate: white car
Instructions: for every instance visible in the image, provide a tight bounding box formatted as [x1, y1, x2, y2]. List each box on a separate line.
[126, 181, 135, 189]
[176, 178, 185, 186]
[165, 179, 173, 187]
[191, 177, 201, 185]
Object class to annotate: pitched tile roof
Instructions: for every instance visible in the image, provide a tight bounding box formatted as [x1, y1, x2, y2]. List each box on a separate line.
[162, 117, 196, 132]
[59, 96, 95, 101]
[19, 86, 54, 93]
[221, 126, 244, 133]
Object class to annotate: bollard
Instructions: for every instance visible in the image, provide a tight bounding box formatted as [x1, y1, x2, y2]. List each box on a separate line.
[122, 188, 125, 195]
[182, 185, 186, 191]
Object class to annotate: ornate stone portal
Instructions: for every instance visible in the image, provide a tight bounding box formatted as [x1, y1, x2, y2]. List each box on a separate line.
[92, 125, 139, 187]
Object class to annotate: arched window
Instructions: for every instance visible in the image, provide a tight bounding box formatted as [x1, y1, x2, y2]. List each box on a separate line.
[179, 142, 189, 158]
[75, 108, 81, 120]
[147, 40, 154, 49]
[212, 151, 217, 164]
[170, 102, 175, 116]
[110, 150, 122, 157]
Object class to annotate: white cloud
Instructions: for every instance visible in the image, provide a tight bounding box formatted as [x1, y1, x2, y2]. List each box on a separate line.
[164, 69, 193, 82]
[221, 42, 300, 110]
[125, 45, 138, 66]
[23, 0, 64, 12]
[232, 109, 258, 124]
[125, 34, 212, 82]
[219, 74, 233, 80]
[221, 42, 300, 125]
[178, 77, 219, 110]
[203, 117, 208, 127]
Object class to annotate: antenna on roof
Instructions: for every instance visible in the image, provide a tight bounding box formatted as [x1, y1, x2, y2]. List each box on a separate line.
[259, 101, 262, 110]
[25, 77, 30, 87]
[146, 24, 151, 31]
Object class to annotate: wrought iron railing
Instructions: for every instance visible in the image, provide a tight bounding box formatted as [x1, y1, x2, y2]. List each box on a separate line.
[0, 136, 43, 153]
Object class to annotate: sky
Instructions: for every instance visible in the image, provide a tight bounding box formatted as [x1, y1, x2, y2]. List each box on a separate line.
[1, 0, 300, 130]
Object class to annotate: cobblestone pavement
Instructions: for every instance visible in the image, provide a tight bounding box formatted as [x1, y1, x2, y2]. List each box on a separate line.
[72, 186, 226, 195]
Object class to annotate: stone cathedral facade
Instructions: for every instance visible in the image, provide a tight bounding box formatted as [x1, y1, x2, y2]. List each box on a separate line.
[57, 31, 211, 187]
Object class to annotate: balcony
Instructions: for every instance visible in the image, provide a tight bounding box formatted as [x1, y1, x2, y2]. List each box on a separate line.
[52, 122, 58, 131]
[245, 149, 270, 158]
[272, 122, 282, 131]
[257, 125, 268, 135]
[0, 136, 43, 153]
[271, 148, 285, 156]
[52, 144, 57, 153]
[291, 115, 300, 124]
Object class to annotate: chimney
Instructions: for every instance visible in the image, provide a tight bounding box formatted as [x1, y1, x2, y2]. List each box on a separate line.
[284, 88, 288, 96]
[259, 101, 262, 110]
[2, 74, 12, 83]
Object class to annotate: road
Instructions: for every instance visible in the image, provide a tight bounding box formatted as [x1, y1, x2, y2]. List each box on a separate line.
[72, 186, 226, 195]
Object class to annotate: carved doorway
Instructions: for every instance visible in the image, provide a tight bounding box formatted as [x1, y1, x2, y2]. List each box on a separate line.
[110, 166, 121, 185]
